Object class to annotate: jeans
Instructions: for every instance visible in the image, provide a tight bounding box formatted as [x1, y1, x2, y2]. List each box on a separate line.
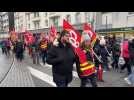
[112, 56, 119, 69]
[41, 50, 47, 64]
[32, 52, 39, 64]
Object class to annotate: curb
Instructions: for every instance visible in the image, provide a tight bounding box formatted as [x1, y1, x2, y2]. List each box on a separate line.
[0, 56, 15, 84]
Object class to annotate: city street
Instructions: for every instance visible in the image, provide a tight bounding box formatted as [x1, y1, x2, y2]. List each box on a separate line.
[0, 12, 134, 87]
[0, 50, 132, 87]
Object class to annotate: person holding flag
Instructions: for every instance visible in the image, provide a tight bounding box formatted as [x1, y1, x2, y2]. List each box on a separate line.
[63, 20, 97, 87]
[39, 36, 48, 65]
[46, 30, 78, 87]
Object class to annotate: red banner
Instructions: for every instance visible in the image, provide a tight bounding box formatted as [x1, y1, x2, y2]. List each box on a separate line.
[49, 25, 57, 43]
[24, 31, 35, 45]
[63, 19, 96, 77]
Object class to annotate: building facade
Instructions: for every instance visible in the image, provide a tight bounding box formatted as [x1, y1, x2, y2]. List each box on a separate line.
[0, 12, 9, 32]
[2, 12, 134, 39]
[14, 12, 95, 33]
[95, 12, 134, 39]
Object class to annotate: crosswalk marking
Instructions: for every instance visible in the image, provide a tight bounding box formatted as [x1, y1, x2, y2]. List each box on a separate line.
[27, 66, 56, 87]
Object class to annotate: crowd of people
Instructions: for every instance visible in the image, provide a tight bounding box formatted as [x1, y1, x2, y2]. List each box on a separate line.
[0, 31, 134, 87]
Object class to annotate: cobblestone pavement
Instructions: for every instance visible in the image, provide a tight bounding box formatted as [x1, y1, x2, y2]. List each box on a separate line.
[0, 59, 35, 87]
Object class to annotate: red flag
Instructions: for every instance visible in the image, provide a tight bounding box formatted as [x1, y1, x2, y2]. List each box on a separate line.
[49, 25, 58, 43]
[63, 19, 96, 77]
[24, 31, 35, 45]
[63, 19, 81, 48]
[83, 23, 97, 48]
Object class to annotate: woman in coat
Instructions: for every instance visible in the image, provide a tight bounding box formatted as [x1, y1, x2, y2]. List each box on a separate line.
[99, 38, 110, 71]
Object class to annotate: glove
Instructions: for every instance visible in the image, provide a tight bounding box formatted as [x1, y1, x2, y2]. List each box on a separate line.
[53, 39, 59, 47]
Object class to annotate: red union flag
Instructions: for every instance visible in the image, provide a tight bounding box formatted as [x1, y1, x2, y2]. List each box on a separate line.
[49, 25, 57, 43]
[63, 19, 81, 48]
[83, 23, 97, 48]
[63, 19, 96, 77]
[24, 31, 34, 45]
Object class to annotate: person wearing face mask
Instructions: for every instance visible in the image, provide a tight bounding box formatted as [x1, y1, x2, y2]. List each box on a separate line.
[76, 33, 97, 87]
[46, 31, 77, 87]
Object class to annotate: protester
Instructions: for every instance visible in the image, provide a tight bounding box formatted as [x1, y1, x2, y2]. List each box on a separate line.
[99, 36, 110, 71]
[120, 39, 132, 75]
[31, 40, 40, 64]
[39, 37, 48, 65]
[5, 38, 11, 57]
[112, 41, 120, 71]
[128, 37, 134, 68]
[1, 39, 6, 54]
[14, 40, 24, 62]
[46, 31, 77, 87]
[124, 37, 134, 86]
[79, 37, 98, 87]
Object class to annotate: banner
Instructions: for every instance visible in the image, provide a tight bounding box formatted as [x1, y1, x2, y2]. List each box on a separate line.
[24, 31, 35, 45]
[63, 19, 96, 77]
[49, 25, 57, 43]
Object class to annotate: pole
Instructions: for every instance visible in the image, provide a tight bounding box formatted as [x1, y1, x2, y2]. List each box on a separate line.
[8, 12, 15, 32]
[106, 16, 108, 36]
[93, 12, 96, 32]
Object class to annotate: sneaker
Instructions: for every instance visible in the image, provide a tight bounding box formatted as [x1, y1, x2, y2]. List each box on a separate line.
[124, 77, 132, 85]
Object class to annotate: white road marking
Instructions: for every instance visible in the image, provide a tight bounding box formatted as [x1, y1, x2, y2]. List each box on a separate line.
[27, 66, 56, 87]
[43, 63, 79, 78]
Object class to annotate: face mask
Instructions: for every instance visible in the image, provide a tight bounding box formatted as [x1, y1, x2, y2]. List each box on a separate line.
[82, 33, 91, 41]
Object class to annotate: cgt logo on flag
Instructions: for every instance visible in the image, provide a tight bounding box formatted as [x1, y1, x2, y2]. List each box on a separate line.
[66, 29, 79, 48]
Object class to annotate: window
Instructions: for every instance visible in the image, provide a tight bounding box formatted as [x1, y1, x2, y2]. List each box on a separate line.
[102, 13, 112, 25]
[34, 12, 39, 18]
[27, 14, 30, 20]
[45, 20, 48, 27]
[85, 12, 90, 22]
[75, 12, 81, 24]
[34, 21, 40, 29]
[66, 15, 71, 23]
[44, 12, 47, 17]
[51, 16, 59, 27]
[28, 24, 30, 28]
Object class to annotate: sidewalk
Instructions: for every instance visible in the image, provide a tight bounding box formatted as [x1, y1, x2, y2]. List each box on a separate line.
[0, 51, 14, 83]
[0, 59, 35, 87]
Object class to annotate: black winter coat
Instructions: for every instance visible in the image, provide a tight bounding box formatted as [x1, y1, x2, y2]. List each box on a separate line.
[46, 42, 76, 83]
[99, 45, 109, 63]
